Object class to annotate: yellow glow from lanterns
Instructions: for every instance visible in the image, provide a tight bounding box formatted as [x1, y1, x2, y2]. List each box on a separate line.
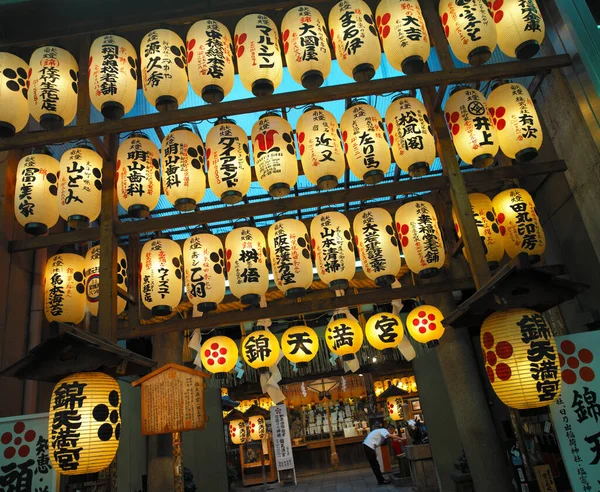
[386, 396, 404, 421]
[0, 52, 29, 136]
[85, 245, 128, 317]
[200, 336, 239, 375]
[89, 35, 138, 119]
[365, 312, 404, 351]
[491, 188, 545, 259]
[229, 419, 247, 445]
[374, 380, 384, 397]
[326, 315, 364, 360]
[407, 305, 445, 346]
[14, 151, 59, 235]
[268, 219, 313, 296]
[445, 88, 499, 167]
[259, 397, 272, 410]
[296, 107, 345, 190]
[490, 0, 545, 59]
[242, 330, 281, 369]
[248, 415, 267, 441]
[481, 309, 561, 409]
[140, 237, 183, 317]
[187, 20, 235, 103]
[281, 325, 319, 366]
[44, 252, 86, 324]
[48, 372, 121, 475]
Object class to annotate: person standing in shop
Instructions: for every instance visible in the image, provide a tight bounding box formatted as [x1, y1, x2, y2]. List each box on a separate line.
[362, 424, 402, 485]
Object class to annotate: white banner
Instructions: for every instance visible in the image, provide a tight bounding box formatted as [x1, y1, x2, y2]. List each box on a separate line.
[0, 412, 57, 491]
[270, 404, 295, 471]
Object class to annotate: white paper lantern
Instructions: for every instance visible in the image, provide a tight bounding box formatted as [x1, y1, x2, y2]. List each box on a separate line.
[58, 146, 103, 229]
[445, 87, 499, 167]
[0, 52, 29, 136]
[140, 29, 188, 111]
[251, 113, 298, 197]
[354, 208, 401, 287]
[206, 119, 252, 204]
[140, 237, 183, 316]
[329, 0, 381, 81]
[162, 126, 206, 211]
[268, 219, 313, 297]
[89, 34, 138, 119]
[14, 149, 59, 235]
[183, 233, 226, 312]
[311, 212, 356, 290]
[281, 6, 332, 89]
[187, 20, 235, 103]
[84, 245, 128, 316]
[489, 0, 545, 59]
[235, 14, 283, 96]
[28, 46, 78, 129]
[395, 200, 445, 278]
[375, 0, 430, 74]
[439, 0, 497, 66]
[340, 102, 391, 184]
[488, 81, 543, 162]
[116, 133, 161, 218]
[225, 227, 269, 305]
[44, 251, 86, 324]
[386, 96, 435, 177]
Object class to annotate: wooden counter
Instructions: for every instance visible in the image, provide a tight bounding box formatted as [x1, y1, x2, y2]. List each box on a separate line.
[292, 435, 367, 474]
[293, 435, 365, 450]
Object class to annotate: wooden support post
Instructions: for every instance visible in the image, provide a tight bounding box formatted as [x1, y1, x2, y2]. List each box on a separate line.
[172, 432, 184, 492]
[76, 35, 91, 128]
[324, 400, 339, 469]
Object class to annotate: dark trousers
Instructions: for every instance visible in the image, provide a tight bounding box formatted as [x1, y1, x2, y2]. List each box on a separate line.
[363, 444, 385, 483]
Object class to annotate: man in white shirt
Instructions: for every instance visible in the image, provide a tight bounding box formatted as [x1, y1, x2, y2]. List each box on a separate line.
[362, 424, 402, 485]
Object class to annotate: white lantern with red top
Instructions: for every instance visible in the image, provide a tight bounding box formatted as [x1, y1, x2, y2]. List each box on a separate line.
[489, 0, 545, 59]
[0, 52, 29, 136]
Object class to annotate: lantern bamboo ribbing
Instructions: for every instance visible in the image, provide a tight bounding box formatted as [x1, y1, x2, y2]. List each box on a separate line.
[44, 251, 86, 324]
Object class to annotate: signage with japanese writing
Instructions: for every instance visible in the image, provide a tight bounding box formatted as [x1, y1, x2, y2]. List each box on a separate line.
[270, 404, 295, 471]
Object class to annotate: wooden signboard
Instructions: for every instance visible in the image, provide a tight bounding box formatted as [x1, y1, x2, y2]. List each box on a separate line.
[533, 465, 558, 492]
[132, 363, 210, 435]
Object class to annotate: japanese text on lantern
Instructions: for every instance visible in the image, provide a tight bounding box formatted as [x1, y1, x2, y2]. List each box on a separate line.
[37, 47, 60, 113]
[318, 215, 345, 275]
[204, 21, 227, 79]
[273, 223, 295, 286]
[99, 37, 119, 97]
[339, 1, 363, 57]
[187, 237, 211, 299]
[163, 133, 186, 191]
[509, 189, 541, 251]
[396, 2, 427, 47]
[520, 0, 543, 33]
[123, 139, 151, 198]
[255, 16, 276, 69]
[244, 333, 272, 364]
[461, 90, 494, 150]
[270, 404, 295, 471]
[237, 229, 263, 285]
[48, 255, 65, 317]
[360, 211, 385, 273]
[287, 331, 314, 356]
[394, 99, 424, 154]
[297, 7, 321, 63]
[510, 84, 538, 141]
[18, 156, 39, 218]
[375, 315, 400, 344]
[415, 202, 441, 267]
[217, 128, 239, 188]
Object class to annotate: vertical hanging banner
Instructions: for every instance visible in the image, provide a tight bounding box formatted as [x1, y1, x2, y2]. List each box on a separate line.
[270, 404, 295, 472]
[0, 412, 56, 491]
[549, 330, 600, 492]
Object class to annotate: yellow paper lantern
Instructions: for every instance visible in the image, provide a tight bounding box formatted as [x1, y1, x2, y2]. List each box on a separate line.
[281, 6, 332, 89]
[340, 103, 391, 184]
[14, 149, 59, 235]
[329, 0, 381, 82]
[296, 106, 345, 190]
[84, 245, 128, 317]
[242, 329, 281, 370]
[439, 0, 497, 66]
[238, 400, 252, 413]
[235, 14, 283, 96]
[89, 34, 138, 119]
[407, 305, 445, 347]
[325, 314, 364, 361]
[187, 20, 235, 103]
[268, 219, 313, 297]
[116, 133, 161, 218]
[487, 81, 543, 162]
[281, 325, 319, 367]
[28, 46, 78, 129]
[311, 212, 356, 290]
[200, 336, 239, 377]
[386, 96, 435, 177]
[251, 113, 298, 197]
[140, 237, 183, 316]
[225, 227, 269, 305]
[481, 308, 562, 409]
[183, 233, 225, 312]
[229, 419, 247, 445]
[259, 397, 272, 410]
[445, 87, 499, 168]
[374, 380, 384, 397]
[48, 372, 121, 474]
[44, 252, 86, 324]
[58, 146, 103, 229]
[395, 200, 445, 278]
[206, 119, 252, 204]
[375, 0, 430, 74]
[248, 415, 267, 440]
[140, 29, 188, 111]
[452, 193, 504, 267]
[489, 0, 545, 59]
[365, 312, 404, 351]
[386, 396, 403, 421]
[492, 188, 545, 261]
[162, 126, 206, 211]
[354, 208, 401, 287]
[0, 52, 29, 136]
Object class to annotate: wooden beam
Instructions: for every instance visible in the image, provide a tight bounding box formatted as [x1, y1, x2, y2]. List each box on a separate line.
[0, 55, 572, 152]
[117, 276, 476, 339]
[75, 35, 91, 128]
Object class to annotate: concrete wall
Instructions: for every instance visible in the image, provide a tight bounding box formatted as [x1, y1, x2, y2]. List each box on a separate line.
[118, 380, 147, 492]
